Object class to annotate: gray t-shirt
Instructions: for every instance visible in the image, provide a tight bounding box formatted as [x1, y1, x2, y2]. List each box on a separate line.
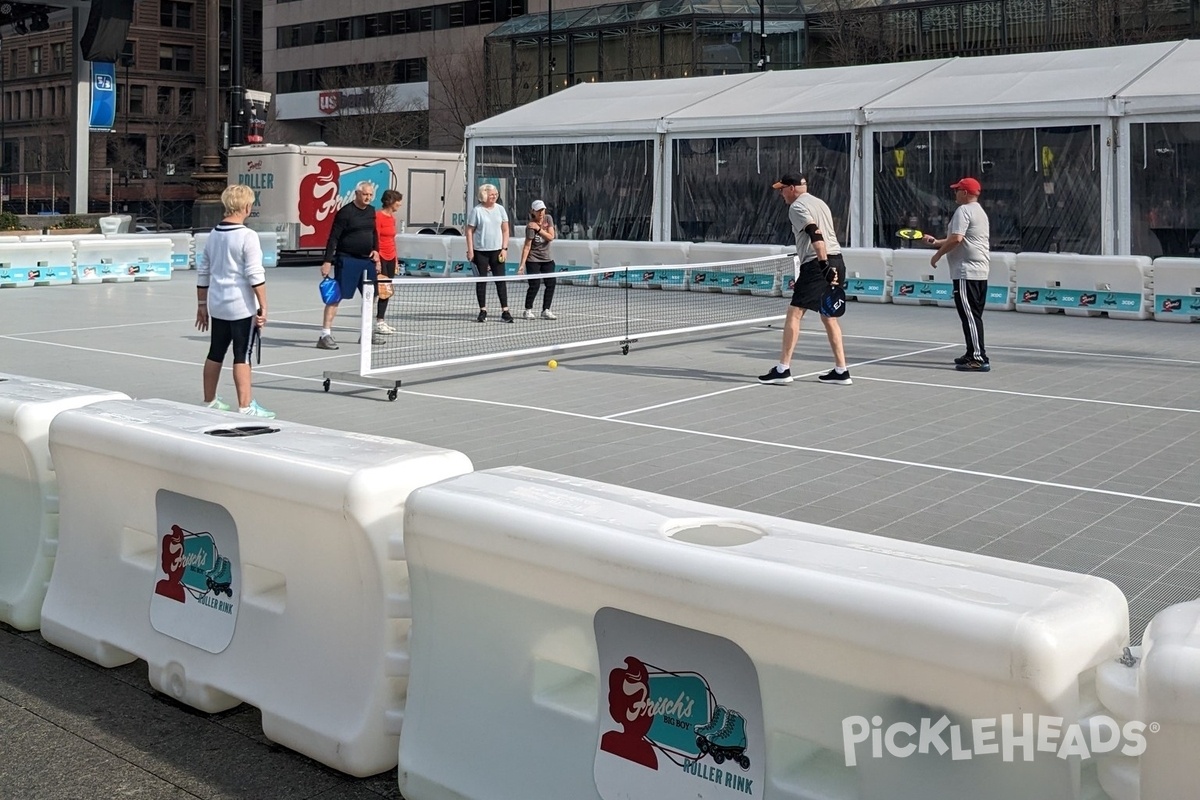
[788, 193, 841, 264]
[946, 202, 990, 280]
[524, 214, 555, 263]
[467, 203, 509, 251]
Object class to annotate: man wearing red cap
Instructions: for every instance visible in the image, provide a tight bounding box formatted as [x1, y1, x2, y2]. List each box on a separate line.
[925, 177, 991, 372]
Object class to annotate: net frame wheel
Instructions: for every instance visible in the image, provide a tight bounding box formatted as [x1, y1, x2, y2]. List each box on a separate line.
[621, 344, 630, 355]
[322, 379, 331, 392]
[387, 389, 398, 402]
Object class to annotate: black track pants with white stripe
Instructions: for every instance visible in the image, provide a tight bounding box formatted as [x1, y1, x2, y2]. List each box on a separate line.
[953, 278, 988, 362]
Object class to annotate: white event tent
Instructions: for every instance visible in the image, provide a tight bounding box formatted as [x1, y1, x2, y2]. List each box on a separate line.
[466, 40, 1200, 257]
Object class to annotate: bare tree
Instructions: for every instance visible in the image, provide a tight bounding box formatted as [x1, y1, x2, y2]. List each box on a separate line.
[426, 46, 502, 149]
[318, 62, 427, 149]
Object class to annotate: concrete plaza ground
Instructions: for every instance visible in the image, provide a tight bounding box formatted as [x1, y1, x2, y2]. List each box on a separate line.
[2, 266, 1198, 798]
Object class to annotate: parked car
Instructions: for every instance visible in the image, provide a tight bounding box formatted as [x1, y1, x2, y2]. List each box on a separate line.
[134, 217, 173, 231]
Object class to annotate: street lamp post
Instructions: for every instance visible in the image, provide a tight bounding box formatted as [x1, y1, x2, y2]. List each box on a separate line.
[191, 0, 227, 228]
[757, 0, 767, 71]
[546, 0, 554, 96]
[1, 31, 7, 186]
[229, 0, 244, 147]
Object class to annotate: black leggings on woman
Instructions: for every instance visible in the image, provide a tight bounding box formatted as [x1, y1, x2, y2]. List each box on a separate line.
[376, 257, 396, 319]
[523, 261, 557, 310]
[472, 250, 508, 308]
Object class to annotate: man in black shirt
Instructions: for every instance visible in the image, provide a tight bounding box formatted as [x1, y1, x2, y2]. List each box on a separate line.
[316, 181, 380, 350]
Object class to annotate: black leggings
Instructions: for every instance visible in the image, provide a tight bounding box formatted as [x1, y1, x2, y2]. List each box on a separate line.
[207, 316, 256, 365]
[376, 257, 396, 319]
[472, 250, 508, 308]
[524, 261, 557, 310]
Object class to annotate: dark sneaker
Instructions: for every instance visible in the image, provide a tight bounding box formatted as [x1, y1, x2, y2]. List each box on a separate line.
[476, 309, 487, 323]
[501, 310, 514, 323]
[955, 360, 991, 372]
[953, 353, 972, 365]
[818, 368, 852, 385]
[316, 335, 338, 350]
[757, 366, 793, 385]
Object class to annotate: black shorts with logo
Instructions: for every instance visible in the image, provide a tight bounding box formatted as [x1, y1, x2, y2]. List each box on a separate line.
[790, 253, 846, 312]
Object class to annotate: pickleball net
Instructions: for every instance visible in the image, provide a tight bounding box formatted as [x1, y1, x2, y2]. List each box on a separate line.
[323, 253, 795, 394]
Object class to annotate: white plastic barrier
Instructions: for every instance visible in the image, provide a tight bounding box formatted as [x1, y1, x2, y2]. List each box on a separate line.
[890, 249, 952, 306]
[597, 240, 691, 289]
[1150, 257, 1200, 322]
[986, 251, 1018, 310]
[40, 399, 473, 777]
[890, 249, 1014, 309]
[105, 232, 195, 270]
[498, 234, 522, 276]
[1015, 254, 1152, 319]
[1095, 600, 1200, 800]
[74, 237, 173, 283]
[192, 231, 209, 270]
[399, 466, 1129, 800]
[0, 374, 128, 630]
[687, 242, 786, 297]
[840, 248, 893, 303]
[0, 241, 75, 287]
[98, 214, 132, 234]
[258, 230, 279, 268]
[20, 234, 105, 243]
[398, 233, 452, 277]
[550, 239, 600, 286]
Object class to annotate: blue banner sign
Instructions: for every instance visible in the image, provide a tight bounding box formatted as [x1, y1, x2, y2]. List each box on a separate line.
[89, 62, 117, 132]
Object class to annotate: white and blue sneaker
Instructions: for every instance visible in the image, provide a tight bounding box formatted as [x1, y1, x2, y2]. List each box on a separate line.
[239, 400, 276, 419]
[205, 397, 232, 411]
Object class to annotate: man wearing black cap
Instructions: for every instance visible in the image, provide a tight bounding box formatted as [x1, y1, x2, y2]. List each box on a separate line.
[758, 173, 851, 386]
[924, 177, 991, 372]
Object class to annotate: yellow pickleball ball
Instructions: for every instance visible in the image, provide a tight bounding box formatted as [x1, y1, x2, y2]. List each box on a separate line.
[547, 359, 558, 369]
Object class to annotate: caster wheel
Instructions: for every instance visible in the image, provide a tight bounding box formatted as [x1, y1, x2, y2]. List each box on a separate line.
[322, 379, 331, 392]
[387, 389, 398, 401]
[621, 345, 630, 355]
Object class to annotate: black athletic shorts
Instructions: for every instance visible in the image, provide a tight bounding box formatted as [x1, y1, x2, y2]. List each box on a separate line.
[790, 253, 846, 312]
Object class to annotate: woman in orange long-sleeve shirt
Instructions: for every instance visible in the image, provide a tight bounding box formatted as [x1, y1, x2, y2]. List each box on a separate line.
[373, 190, 403, 337]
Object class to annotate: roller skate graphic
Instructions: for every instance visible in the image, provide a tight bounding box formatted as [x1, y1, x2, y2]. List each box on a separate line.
[205, 555, 233, 597]
[694, 704, 750, 770]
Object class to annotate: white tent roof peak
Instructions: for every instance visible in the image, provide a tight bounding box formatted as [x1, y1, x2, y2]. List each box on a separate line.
[663, 58, 951, 134]
[863, 40, 1179, 125]
[466, 39, 1200, 144]
[465, 72, 758, 139]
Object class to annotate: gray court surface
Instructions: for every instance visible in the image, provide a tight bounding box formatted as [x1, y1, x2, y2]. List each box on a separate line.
[2, 266, 1198, 798]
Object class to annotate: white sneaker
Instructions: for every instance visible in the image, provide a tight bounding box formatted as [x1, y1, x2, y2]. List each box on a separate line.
[239, 400, 276, 418]
[374, 320, 395, 334]
[541, 309, 557, 320]
[522, 309, 535, 320]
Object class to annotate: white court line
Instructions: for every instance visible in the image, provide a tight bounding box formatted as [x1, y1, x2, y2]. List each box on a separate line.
[401, 387, 1200, 510]
[603, 344, 956, 419]
[855, 375, 1200, 415]
[840, 334, 1200, 366]
[0, 334, 358, 370]
[1, 307, 330, 338]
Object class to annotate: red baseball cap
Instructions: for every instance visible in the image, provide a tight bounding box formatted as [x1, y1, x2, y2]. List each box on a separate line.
[951, 177, 982, 195]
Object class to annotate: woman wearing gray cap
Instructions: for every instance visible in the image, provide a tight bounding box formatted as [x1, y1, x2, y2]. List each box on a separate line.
[518, 200, 558, 320]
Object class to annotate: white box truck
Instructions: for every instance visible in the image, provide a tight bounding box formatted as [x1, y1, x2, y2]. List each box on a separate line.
[227, 143, 467, 255]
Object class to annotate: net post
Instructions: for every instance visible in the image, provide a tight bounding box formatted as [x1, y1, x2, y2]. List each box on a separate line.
[360, 281, 375, 378]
